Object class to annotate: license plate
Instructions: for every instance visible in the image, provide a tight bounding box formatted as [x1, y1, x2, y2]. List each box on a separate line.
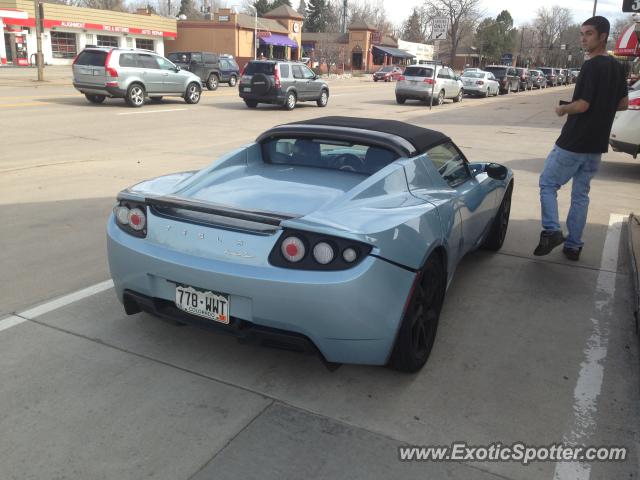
[175, 285, 229, 323]
[243, 87, 251, 92]
[79, 68, 91, 75]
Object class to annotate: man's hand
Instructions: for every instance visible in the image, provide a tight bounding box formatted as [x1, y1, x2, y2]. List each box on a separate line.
[555, 105, 567, 117]
[555, 99, 590, 116]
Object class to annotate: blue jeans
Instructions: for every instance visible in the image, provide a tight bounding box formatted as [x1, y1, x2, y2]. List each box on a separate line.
[539, 145, 601, 249]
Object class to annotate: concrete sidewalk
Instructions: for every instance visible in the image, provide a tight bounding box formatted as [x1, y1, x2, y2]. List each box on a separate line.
[0, 65, 72, 87]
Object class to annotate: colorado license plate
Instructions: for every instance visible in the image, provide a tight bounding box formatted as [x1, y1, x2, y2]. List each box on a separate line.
[175, 285, 229, 324]
[243, 87, 251, 92]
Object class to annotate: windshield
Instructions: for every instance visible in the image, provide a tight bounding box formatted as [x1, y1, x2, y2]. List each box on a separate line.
[261, 138, 399, 176]
[403, 67, 434, 78]
[484, 67, 506, 77]
[167, 52, 189, 63]
[540, 68, 552, 74]
[244, 62, 276, 75]
[379, 66, 393, 72]
[462, 72, 484, 78]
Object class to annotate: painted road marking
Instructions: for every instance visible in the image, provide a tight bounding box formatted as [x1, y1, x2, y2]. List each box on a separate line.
[553, 213, 625, 480]
[117, 108, 188, 116]
[0, 280, 115, 332]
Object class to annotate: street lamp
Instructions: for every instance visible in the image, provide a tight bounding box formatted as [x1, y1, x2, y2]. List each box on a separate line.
[246, 4, 257, 60]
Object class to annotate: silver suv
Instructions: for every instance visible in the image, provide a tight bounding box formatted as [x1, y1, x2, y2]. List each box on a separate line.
[395, 64, 463, 106]
[238, 60, 329, 110]
[72, 47, 203, 107]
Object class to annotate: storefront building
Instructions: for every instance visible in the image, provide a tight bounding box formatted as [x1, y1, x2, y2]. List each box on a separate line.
[0, 0, 176, 66]
[166, 5, 303, 69]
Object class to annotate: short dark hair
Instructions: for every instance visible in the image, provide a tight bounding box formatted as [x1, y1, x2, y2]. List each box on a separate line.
[582, 16, 610, 38]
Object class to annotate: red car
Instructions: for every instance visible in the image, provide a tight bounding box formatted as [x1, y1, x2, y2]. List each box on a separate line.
[373, 66, 404, 82]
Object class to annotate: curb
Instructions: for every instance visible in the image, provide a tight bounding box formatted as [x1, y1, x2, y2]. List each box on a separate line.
[628, 213, 640, 334]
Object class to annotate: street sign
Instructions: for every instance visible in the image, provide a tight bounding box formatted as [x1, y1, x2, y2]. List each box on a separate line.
[622, 0, 640, 13]
[501, 53, 513, 65]
[430, 17, 448, 40]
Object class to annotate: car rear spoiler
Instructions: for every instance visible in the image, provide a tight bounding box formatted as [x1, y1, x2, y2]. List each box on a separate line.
[119, 192, 297, 234]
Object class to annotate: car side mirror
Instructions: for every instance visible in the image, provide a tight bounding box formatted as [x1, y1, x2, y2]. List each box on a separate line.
[174, 66, 181, 72]
[485, 163, 508, 180]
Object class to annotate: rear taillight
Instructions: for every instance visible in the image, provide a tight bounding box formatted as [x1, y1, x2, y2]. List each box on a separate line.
[476, 80, 485, 85]
[269, 229, 371, 270]
[398, 75, 405, 81]
[274, 64, 281, 88]
[114, 202, 147, 238]
[423, 78, 434, 84]
[628, 98, 640, 110]
[105, 50, 118, 78]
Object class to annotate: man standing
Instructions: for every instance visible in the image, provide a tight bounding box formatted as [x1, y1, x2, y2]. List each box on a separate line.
[534, 16, 628, 261]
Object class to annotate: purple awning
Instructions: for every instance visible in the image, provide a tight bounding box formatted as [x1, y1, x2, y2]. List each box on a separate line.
[259, 33, 298, 48]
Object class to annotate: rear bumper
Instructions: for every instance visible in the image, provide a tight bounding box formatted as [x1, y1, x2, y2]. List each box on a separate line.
[73, 82, 126, 97]
[238, 87, 286, 104]
[395, 86, 432, 99]
[107, 218, 415, 365]
[610, 138, 640, 158]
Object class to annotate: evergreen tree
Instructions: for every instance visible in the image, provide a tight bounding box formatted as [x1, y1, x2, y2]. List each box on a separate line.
[402, 8, 424, 43]
[253, 0, 271, 16]
[305, 0, 330, 32]
[178, 0, 199, 17]
[298, 0, 307, 19]
[269, 0, 292, 9]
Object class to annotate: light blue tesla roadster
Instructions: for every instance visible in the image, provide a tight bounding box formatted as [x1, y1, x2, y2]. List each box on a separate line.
[107, 117, 513, 372]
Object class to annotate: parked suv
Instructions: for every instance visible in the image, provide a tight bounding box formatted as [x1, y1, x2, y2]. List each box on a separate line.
[529, 69, 547, 89]
[395, 64, 463, 105]
[238, 60, 330, 110]
[515, 67, 534, 91]
[167, 51, 228, 90]
[539, 67, 559, 87]
[483, 65, 519, 94]
[72, 47, 202, 107]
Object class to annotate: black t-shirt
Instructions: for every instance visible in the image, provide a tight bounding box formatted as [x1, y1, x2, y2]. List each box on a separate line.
[556, 55, 628, 153]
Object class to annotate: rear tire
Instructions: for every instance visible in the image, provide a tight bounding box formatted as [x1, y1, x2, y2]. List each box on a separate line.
[316, 89, 329, 107]
[390, 254, 446, 373]
[482, 182, 513, 251]
[453, 89, 463, 103]
[396, 95, 406, 104]
[436, 90, 445, 105]
[244, 99, 258, 108]
[284, 91, 297, 110]
[125, 83, 145, 108]
[206, 74, 219, 91]
[85, 94, 105, 104]
[228, 75, 237, 87]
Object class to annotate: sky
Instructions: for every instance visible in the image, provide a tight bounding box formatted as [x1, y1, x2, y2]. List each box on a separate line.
[287, 0, 634, 28]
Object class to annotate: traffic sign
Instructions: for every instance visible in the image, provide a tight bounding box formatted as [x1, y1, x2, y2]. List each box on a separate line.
[622, 0, 640, 13]
[430, 17, 448, 40]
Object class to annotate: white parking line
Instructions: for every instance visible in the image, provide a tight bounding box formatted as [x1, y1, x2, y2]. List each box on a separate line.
[116, 108, 188, 116]
[0, 280, 114, 332]
[553, 213, 625, 480]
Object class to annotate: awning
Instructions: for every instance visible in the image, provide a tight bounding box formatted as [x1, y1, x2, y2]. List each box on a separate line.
[614, 23, 639, 57]
[373, 45, 415, 59]
[259, 33, 298, 48]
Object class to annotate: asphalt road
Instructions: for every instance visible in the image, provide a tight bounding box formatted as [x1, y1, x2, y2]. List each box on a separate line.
[0, 76, 638, 480]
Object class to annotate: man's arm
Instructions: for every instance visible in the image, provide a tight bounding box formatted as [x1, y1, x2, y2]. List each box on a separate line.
[617, 96, 628, 111]
[555, 99, 590, 117]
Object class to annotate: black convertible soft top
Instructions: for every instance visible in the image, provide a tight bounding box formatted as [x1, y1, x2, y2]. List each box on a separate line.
[257, 116, 451, 158]
[292, 117, 450, 154]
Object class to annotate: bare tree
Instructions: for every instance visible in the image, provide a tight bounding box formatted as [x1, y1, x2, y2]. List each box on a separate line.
[347, 0, 394, 35]
[533, 6, 572, 65]
[422, 0, 482, 64]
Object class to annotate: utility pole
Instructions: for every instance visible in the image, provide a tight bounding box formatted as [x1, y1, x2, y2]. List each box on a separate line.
[518, 28, 525, 67]
[342, 0, 348, 34]
[247, 4, 257, 60]
[33, 0, 44, 81]
[593, 0, 597, 16]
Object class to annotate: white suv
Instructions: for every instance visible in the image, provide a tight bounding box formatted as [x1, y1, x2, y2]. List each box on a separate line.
[395, 64, 463, 106]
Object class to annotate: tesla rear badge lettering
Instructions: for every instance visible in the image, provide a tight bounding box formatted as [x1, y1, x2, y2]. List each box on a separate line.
[224, 249, 255, 259]
[166, 225, 172, 231]
[182, 230, 188, 236]
[199, 233, 205, 240]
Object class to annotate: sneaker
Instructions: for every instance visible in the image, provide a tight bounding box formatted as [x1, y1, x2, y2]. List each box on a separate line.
[562, 246, 582, 261]
[533, 230, 565, 256]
